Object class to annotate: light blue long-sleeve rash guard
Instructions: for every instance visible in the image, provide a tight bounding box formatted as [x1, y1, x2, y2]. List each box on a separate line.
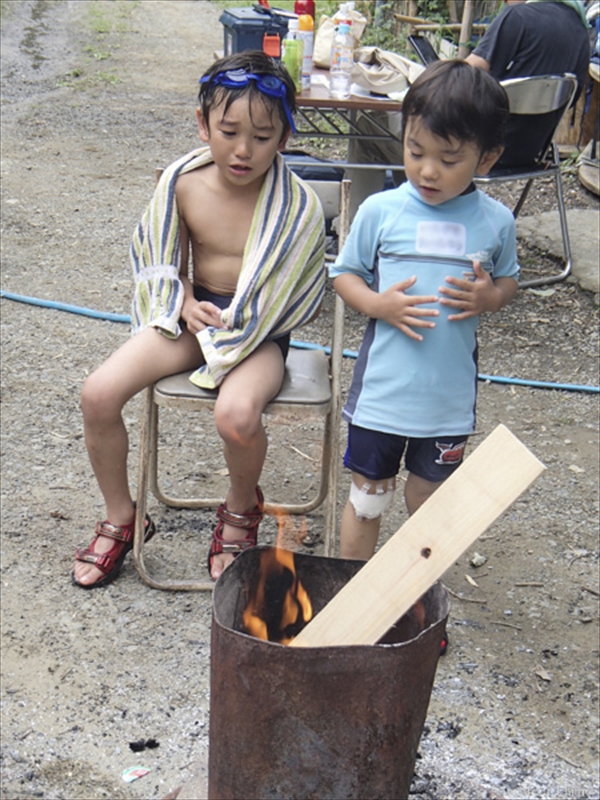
[329, 182, 519, 438]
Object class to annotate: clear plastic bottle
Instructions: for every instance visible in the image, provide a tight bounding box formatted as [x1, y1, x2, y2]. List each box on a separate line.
[282, 17, 304, 94]
[330, 6, 353, 100]
[297, 14, 314, 91]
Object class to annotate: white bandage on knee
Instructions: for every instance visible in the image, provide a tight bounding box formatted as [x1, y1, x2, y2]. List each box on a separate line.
[349, 480, 395, 521]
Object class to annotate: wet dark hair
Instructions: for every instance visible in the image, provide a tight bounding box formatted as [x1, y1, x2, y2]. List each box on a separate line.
[198, 51, 297, 136]
[402, 60, 509, 154]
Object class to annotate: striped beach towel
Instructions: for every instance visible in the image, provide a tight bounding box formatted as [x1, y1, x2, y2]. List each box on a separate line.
[130, 147, 326, 389]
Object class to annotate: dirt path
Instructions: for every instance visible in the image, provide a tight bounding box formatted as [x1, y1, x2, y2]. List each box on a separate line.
[1, 2, 599, 799]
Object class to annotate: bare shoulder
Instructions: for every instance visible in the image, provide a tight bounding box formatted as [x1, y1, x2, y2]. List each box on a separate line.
[175, 162, 216, 207]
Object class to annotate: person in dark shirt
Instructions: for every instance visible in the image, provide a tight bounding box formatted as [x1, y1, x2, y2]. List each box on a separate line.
[466, 0, 589, 97]
[466, 1, 590, 165]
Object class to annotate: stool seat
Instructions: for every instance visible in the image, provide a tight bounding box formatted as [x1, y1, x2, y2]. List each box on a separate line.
[154, 348, 331, 410]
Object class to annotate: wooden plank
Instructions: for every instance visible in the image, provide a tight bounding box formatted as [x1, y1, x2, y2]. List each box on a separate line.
[291, 424, 545, 648]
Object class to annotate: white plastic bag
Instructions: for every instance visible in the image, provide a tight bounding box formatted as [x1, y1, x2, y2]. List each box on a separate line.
[313, 9, 367, 69]
[351, 47, 424, 97]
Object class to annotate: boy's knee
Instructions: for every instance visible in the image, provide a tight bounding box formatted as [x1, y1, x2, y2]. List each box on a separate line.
[349, 480, 395, 521]
[80, 373, 118, 421]
[214, 398, 261, 442]
[80, 374, 99, 416]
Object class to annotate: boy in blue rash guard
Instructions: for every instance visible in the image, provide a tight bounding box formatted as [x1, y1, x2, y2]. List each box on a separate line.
[330, 60, 519, 560]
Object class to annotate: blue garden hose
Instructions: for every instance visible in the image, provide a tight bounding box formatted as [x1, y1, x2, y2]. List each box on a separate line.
[0, 291, 131, 324]
[1, 290, 598, 394]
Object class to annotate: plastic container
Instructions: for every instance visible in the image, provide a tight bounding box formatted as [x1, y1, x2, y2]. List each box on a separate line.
[330, 9, 354, 100]
[298, 14, 314, 91]
[262, 32, 281, 59]
[219, 7, 289, 56]
[294, 0, 315, 19]
[282, 16, 304, 93]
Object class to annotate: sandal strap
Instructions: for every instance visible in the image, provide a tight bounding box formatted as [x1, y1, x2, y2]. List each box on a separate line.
[215, 486, 264, 529]
[216, 536, 256, 554]
[73, 519, 134, 573]
[74, 546, 119, 573]
[216, 503, 263, 529]
[207, 487, 264, 576]
[93, 518, 135, 543]
[73, 512, 156, 588]
[211, 521, 257, 555]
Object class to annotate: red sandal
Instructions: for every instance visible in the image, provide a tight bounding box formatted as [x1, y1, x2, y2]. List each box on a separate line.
[72, 510, 156, 590]
[207, 487, 264, 578]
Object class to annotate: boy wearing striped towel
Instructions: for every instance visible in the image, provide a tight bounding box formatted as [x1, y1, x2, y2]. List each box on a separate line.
[73, 52, 326, 588]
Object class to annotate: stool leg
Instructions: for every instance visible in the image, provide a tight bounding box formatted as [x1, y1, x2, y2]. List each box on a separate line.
[133, 387, 214, 591]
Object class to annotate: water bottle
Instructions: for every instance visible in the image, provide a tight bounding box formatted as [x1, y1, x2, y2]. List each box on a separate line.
[330, 7, 353, 100]
[282, 17, 304, 93]
[298, 14, 314, 91]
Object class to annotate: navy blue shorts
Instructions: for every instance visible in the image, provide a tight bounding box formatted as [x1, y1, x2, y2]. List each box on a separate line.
[193, 285, 290, 361]
[343, 423, 468, 483]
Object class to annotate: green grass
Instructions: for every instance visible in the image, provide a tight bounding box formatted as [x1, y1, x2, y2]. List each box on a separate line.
[54, 1, 138, 91]
[84, 45, 113, 61]
[87, 0, 138, 34]
[56, 67, 121, 89]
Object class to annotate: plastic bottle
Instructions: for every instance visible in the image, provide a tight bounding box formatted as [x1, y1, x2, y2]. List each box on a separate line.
[330, 5, 354, 100]
[282, 17, 304, 93]
[294, 0, 315, 19]
[297, 14, 314, 91]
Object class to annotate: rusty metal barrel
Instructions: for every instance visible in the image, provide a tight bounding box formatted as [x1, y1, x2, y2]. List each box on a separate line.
[208, 547, 449, 800]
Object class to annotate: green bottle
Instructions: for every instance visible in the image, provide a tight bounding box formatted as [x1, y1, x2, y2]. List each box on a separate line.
[282, 17, 304, 93]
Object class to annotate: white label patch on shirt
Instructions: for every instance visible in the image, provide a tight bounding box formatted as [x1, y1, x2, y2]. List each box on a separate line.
[416, 221, 466, 256]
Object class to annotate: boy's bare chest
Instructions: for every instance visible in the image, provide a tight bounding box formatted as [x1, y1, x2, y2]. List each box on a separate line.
[198, 196, 253, 257]
[177, 171, 257, 258]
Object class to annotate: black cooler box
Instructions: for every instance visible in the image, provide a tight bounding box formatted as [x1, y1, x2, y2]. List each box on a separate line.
[219, 7, 292, 56]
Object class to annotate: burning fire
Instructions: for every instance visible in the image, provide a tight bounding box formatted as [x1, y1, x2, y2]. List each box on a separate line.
[242, 514, 313, 645]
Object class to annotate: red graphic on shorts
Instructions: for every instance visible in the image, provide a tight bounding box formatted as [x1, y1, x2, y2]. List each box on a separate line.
[434, 440, 466, 465]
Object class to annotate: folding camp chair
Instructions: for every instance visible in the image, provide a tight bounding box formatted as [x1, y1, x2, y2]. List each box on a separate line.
[132, 180, 351, 590]
[476, 73, 579, 288]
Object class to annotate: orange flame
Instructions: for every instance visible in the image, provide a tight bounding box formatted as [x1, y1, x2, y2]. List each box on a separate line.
[242, 514, 313, 645]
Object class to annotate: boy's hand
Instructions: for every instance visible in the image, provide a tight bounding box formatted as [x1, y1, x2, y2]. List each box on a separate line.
[439, 260, 504, 320]
[182, 300, 227, 335]
[378, 276, 439, 341]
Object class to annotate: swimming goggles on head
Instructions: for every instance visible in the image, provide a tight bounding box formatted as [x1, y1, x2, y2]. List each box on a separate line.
[199, 69, 296, 132]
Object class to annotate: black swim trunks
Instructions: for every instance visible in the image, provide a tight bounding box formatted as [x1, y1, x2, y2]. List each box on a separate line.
[192, 285, 290, 361]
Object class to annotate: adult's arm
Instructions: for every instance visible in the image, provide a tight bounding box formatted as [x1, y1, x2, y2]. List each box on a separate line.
[465, 52, 490, 71]
[464, 4, 521, 80]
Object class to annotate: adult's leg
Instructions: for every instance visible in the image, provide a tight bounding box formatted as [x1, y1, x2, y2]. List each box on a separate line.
[346, 110, 404, 220]
[74, 327, 203, 586]
[209, 341, 285, 579]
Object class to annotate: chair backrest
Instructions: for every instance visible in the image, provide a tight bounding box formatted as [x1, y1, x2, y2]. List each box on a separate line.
[498, 74, 578, 167]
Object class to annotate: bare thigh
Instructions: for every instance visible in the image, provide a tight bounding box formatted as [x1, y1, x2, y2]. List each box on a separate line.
[85, 326, 205, 410]
[215, 341, 285, 421]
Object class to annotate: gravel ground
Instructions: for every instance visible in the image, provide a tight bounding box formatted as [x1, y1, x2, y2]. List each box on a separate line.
[1, 2, 599, 799]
